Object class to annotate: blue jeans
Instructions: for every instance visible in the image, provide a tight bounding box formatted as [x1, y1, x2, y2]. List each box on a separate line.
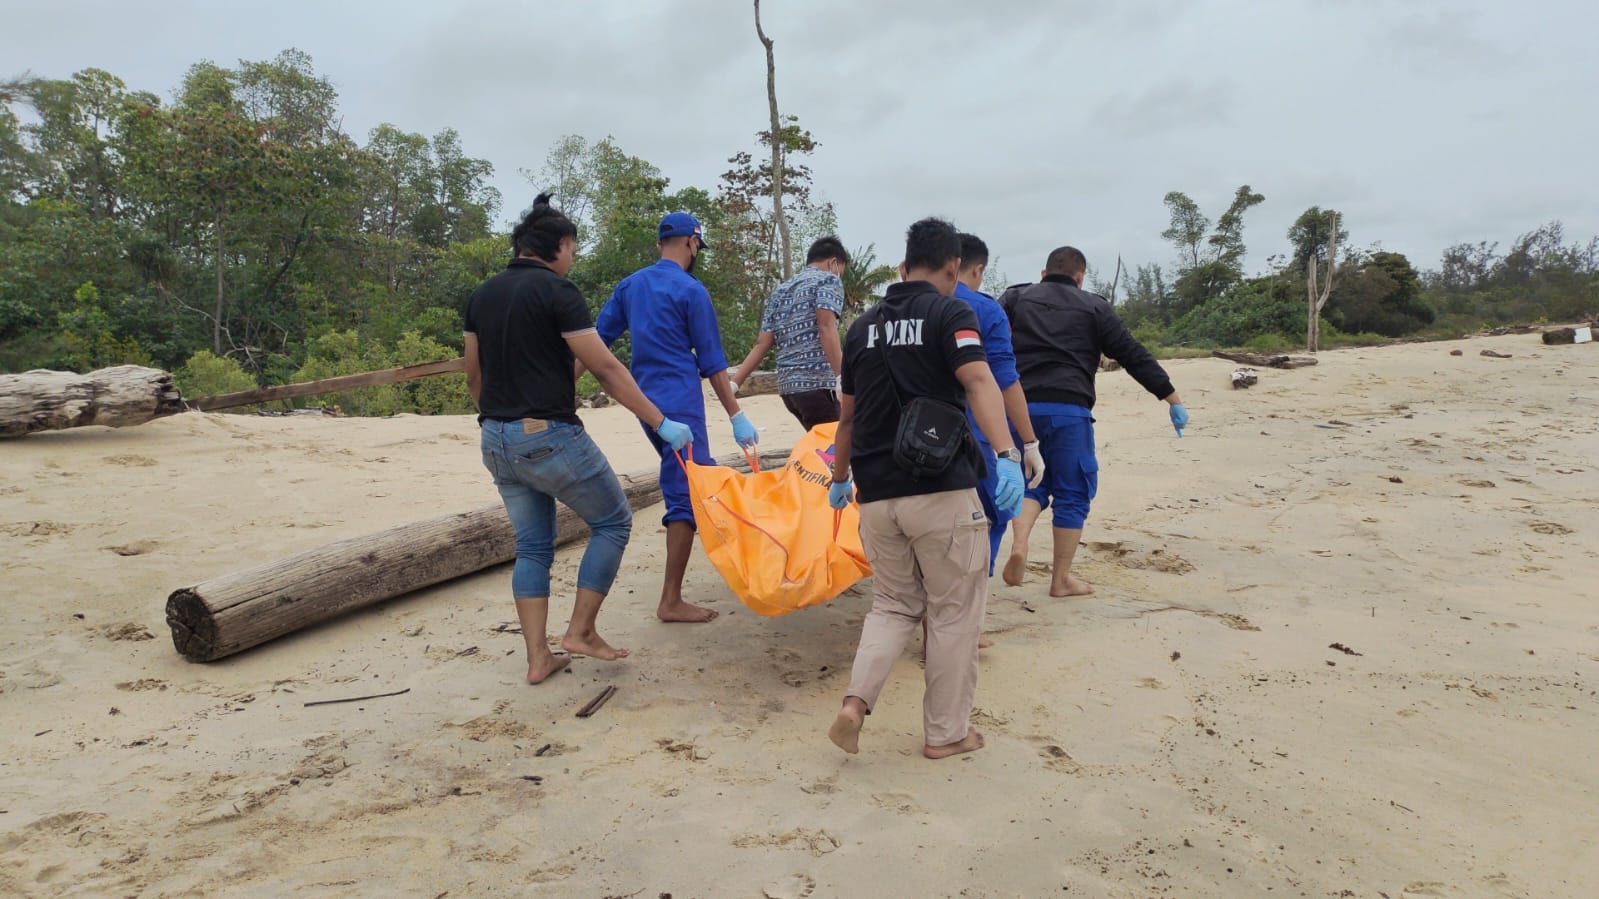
[480, 419, 633, 598]
[1023, 414, 1098, 530]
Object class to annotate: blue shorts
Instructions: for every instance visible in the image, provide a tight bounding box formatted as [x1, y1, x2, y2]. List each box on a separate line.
[641, 413, 713, 527]
[1025, 412, 1098, 530]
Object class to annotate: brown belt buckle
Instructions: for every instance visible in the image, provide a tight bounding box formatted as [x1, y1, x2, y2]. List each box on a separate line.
[521, 418, 548, 435]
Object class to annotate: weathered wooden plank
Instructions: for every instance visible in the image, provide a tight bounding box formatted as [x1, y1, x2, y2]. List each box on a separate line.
[189, 357, 466, 411]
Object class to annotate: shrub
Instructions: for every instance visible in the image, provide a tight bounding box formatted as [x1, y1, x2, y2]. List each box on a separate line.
[174, 350, 258, 400]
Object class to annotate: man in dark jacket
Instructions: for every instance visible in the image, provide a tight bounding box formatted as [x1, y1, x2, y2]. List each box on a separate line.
[999, 246, 1188, 596]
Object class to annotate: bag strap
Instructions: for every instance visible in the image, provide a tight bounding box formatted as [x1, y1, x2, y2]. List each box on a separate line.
[874, 304, 910, 412]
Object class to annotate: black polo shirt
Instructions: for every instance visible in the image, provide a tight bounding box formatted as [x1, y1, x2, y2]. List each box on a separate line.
[840, 281, 989, 503]
[464, 258, 593, 424]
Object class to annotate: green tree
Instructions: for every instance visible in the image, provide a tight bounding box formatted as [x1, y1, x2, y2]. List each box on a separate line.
[841, 243, 897, 313]
[1159, 185, 1265, 319]
[1287, 206, 1349, 271]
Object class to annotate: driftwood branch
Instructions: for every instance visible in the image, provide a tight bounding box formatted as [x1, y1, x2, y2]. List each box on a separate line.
[1211, 350, 1319, 369]
[165, 447, 791, 662]
[0, 366, 185, 438]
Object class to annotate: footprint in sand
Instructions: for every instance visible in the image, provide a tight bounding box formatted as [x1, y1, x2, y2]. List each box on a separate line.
[733, 829, 840, 856]
[658, 738, 712, 762]
[799, 777, 838, 795]
[1528, 521, 1573, 536]
[104, 540, 159, 556]
[871, 792, 925, 814]
[764, 873, 818, 899]
[1029, 737, 1084, 773]
[1, 520, 73, 538]
[103, 455, 158, 467]
[101, 622, 156, 642]
[1400, 882, 1454, 898]
[116, 679, 168, 692]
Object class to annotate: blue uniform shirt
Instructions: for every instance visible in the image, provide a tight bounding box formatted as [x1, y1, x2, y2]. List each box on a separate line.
[954, 281, 1020, 450]
[597, 259, 731, 416]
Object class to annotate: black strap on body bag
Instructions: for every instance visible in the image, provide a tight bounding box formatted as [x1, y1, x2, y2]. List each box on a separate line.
[874, 305, 970, 478]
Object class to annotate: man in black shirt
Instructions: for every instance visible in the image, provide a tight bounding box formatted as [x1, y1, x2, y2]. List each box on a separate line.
[998, 246, 1189, 597]
[465, 194, 693, 685]
[824, 217, 1025, 760]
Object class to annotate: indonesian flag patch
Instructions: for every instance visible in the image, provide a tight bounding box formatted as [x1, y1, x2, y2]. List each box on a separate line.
[954, 329, 982, 349]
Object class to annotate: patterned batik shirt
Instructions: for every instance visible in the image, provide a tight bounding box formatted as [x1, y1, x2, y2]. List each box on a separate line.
[759, 265, 846, 394]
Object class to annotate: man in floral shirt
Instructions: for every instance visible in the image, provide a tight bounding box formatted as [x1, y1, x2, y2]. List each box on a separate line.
[730, 237, 850, 431]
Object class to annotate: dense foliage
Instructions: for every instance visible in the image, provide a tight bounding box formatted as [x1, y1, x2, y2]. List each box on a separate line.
[4, 52, 1595, 414]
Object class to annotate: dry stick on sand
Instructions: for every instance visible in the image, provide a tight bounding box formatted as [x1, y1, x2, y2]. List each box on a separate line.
[303, 687, 411, 708]
[575, 685, 617, 719]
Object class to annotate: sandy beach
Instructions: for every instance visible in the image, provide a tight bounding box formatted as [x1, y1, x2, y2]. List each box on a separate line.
[2, 331, 1596, 898]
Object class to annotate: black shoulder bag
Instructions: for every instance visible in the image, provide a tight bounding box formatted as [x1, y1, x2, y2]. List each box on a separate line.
[874, 305, 971, 478]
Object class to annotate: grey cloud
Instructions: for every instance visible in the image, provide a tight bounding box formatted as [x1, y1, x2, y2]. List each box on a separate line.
[2, 0, 1595, 281]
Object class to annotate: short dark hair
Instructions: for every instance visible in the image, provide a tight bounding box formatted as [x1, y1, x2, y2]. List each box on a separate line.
[903, 217, 961, 273]
[958, 233, 989, 271]
[1045, 246, 1088, 277]
[512, 192, 578, 261]
[805, 236, 850, 267]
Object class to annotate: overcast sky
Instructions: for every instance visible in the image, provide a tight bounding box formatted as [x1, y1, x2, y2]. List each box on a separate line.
[6, 0, 1597, 285]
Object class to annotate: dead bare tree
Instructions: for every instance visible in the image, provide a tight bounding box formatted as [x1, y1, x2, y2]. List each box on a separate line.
[753, 0, 793, 279]
[1306, 212, 1339, 352]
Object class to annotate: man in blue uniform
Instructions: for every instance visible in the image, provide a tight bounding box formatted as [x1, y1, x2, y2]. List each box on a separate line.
[595, 212, 760, 623]
[953, 233, 1045, 572]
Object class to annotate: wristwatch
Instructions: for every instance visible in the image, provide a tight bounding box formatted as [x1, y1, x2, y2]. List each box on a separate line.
[997, 447, 1022, 464]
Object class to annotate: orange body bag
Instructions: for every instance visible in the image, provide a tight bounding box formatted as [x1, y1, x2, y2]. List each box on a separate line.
[683, 422, 871, 616]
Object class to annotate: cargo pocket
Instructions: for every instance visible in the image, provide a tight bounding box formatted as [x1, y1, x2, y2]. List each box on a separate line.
[1080, 455, 1099, 501]
[949, 492, 990, 574]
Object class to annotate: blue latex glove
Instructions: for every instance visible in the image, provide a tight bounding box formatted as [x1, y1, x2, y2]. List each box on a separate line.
[827, 478, 854, 510]
[730, 411, 759, 449]
[655, 416, 693, 451]
[1169, 403, 1189, 438]
[994, 456, 1024, 517]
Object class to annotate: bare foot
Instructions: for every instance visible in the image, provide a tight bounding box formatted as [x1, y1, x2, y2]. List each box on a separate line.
[978, 635, 994, 649]
[1049, 575, 1094, 597]
[1001, 553, 1028, 587]
[658, 599, 719, 623]
[924, 729, 985, 759]
[561, 631, 630, 661]
[828, 703, 865, 754]
[526, 653, 571, 684]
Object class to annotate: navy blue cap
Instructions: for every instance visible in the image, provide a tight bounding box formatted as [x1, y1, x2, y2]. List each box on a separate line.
[658, 212, 707, 248]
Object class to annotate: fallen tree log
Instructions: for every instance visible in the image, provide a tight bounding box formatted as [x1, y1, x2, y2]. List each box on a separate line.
[0, 366, 185, 438]
[733, 369, 781, 397]
[1541, 323, 1595, 345]
[165, 446, 791, 662]
[189, 357, 465, 411]
[1210, 350, 1319, 369]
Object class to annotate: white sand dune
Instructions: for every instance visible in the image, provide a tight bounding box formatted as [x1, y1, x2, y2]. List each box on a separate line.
[2, 332, 1596, 897]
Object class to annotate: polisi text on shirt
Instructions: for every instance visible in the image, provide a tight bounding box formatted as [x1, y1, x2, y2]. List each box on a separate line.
[866, 318, 925, 349]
